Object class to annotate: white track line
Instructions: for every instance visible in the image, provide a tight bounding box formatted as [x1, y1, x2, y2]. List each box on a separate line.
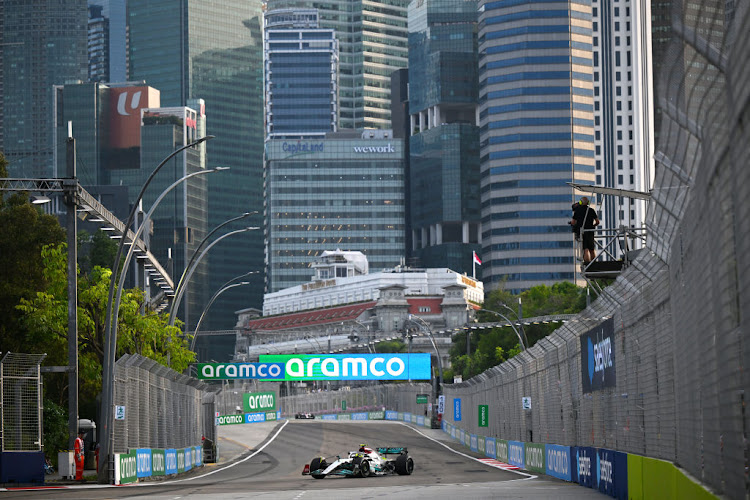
[398, 422, 536, 480]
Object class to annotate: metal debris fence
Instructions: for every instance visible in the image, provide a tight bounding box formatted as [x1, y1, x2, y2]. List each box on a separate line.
[111, 354, 211, 453]
[0, 352, 46, 452]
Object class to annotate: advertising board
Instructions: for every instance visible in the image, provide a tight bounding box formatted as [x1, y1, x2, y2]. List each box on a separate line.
[258, 353, 431, 381]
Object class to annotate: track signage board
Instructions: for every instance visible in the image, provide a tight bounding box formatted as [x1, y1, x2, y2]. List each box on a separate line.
[580, 318, 616, 393]
[196, 362, 286, 380]
[416, 394, 429, 404]
[258, 353, 431, 381]
[478, 404, 488, 427]
[243, 392, 276, 412]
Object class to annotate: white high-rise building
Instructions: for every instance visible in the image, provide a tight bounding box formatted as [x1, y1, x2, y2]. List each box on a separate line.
[591, 0, 654, 250]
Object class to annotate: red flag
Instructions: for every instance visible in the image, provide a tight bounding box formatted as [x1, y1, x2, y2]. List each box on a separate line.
[473, 251, 482, 265]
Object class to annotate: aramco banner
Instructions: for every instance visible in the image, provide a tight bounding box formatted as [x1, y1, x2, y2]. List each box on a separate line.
[196, 362, 285, 380]
[258, 353, 432, 381]
[580, 318, 616, 393]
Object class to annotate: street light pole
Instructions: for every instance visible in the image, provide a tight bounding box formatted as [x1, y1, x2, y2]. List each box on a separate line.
[191, 280, 251, 351]
[476, 308, 527, 351]
[99, 135, 213, 484]
[168, 211, 258, 328]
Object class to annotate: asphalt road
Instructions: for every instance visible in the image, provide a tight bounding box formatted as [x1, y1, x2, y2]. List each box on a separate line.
[2, 420, 606, 499]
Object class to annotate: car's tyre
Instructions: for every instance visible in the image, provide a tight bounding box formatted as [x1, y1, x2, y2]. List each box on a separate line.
[358, 458, 371, 478]
[310, 457, 327, 479]
[395, 454, 414, 475]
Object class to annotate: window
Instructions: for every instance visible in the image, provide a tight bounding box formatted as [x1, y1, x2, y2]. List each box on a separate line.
[418, 306, 431, 313]
[617, 145, 623, 154]
[616, 101, 622, 110]
[616, 85, 622, 95]
[618, 175, 624, 184]
[630, 175, 634, 183]
[617, 116, 622, 125]
[596, 175, 602, 183]
[617, 130, 623, 140]
[618, 159, 623, 169]
[615, 36, 620, 46]
[616, 71, 621, 81]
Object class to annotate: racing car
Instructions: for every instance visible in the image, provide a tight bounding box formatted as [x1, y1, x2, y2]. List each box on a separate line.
[302, 444, 414, 479]
[295, 412, 315, 419]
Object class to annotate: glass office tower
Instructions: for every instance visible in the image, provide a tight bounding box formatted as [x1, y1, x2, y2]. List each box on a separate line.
[1, 0, 88, 178]
[128, 0, 265, 330]
[478, 0, 596, 292]
[407, 0, 481, 276]
[267, 0, 409, 130]
[264, 8, 338, 139]
[265, 132, 405, 292]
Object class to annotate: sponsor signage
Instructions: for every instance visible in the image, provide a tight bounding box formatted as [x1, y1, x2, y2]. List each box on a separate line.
[478, 436, 485, 454]
[245, 412, 266, 424]
[545, 444, 572, 481]
[508, 440, 524, 469]
[352, 143, 396, 154]
[118, 450, 137, 484]
[416, 394, 429, 404]
[177, 449, 185, 474]
[597, 448, 615, 496]
[266, 411, 277, 421]
[136, 448, 152, 478]
[282, 141, 324, 156]
[453, 398, 462, 421]
[342, 400, 347, 411]
[368, 411, 385, 420]
[485, 437, 497, 459]
[320, 414, 337, 421]
[580, 318, 616, 393]
[470, 434, 478, 453]
[351, 412, 368, 420]
[196, 362, 285, 380]
[496, 439, 509, 462]
[478, 404, 488, 427]
[338, 414, 351, 421]
[152, 449, 166, 476]
[385, 410, 398, 420]
[243, 391, 276, 412]
[437, 395, 445, 415]
[165, 449, 178, 475]
[576, 446, 596, 488]
[258, 353, 431, 381]
[216, 414, 245, 426]
[109, 86, 156, 149]
[184, 447, 193, 472]
[525, 443, 545, 473]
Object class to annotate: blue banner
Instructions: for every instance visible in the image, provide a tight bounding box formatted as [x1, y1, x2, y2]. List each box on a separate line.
[545, 444, 573, 481]
[597, 448, 614, 496]
[580, 318, 616, 393]
[470, 434, 478, 453]
[196, 362, 286, 380]
[184, 447, 193, 471]
[351, 412, 368, 420]
[245, 412, 266, 423]
[194, 446, 202, 467]
[508, 440, 524, 469]
[485, 437, 497, 459]
[320, 414, 337, 420]
[385, 410, 398, 420]
[576, 446, 596, 488]
[165, 449, 178, 475]
[613, 451, 628, 500]
[416, 415, 425, 426]
[136, 448, 152, 478]
[453, 398, 462, 421]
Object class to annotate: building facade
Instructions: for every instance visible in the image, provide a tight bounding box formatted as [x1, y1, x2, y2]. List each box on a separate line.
[127, 0, 266, 330]
[264, 8, 339, 139]
[88, 4, 110, 83]
[591, 0, 653, 250]
[53, 82, 211, 330]
[477, 0, 596, 292]
[265, 131, 405, 293]
[266, 0, 409, 130]
[1, 0, 88, 178]
[407, 0, 481, 276]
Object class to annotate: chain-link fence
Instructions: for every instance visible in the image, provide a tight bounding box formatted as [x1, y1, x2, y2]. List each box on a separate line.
[111, 354, 212, 453]
[0, 352, 46, 452]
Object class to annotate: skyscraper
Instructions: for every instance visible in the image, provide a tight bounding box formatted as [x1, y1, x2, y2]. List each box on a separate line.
[54, 82, 210, 327]
[591, 0, 653, 248]
[266, 0, 409, 130]
[263, 8, 339, 139]
[127, 0, 265, 330]
[1, 0, 88, 178]
[88, 4, 110, 82]
[477, 0, 596, 292]
[407, 0, 481, 275]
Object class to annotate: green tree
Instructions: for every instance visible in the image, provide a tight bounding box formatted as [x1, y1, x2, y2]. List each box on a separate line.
[16, 243, 194, 415]
[0, 152, 66, 354]
[450, 282, 588, 379]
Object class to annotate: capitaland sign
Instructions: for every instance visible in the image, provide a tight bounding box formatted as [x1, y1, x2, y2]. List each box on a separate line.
[196, 362, 285, 380]
[258, 353, 431, 381]
[282, 141, 324, 156]
[352, 143, 396, 154]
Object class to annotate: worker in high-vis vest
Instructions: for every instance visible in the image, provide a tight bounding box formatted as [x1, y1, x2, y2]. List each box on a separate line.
[74, 430, 85, 480]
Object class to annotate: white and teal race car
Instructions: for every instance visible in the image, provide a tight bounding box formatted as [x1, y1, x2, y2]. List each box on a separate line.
[303, 444, 414, 479]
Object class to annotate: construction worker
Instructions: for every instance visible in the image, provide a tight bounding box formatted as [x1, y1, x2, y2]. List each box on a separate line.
[74, 429, 85, 480]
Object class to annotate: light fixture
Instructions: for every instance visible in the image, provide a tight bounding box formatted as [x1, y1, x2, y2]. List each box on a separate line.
[101, 226, 116, 231]
[31, 195, 51, 205]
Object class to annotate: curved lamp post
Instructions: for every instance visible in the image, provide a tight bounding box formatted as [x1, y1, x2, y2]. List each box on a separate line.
[190, 280, 251, 351]
[111, 167, 228, 356]
[476, 308, 527, 351]
[168, 211, 258, 327]
[99, 135, 213, 483]
[168, 226, 259, 327]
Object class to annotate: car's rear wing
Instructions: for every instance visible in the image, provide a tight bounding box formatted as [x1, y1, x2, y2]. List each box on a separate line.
[376, 447, 408, 455]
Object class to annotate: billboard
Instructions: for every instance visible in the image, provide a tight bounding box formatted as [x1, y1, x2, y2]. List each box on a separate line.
[258, 353, 431, 381]
[243, 392, 276, 413]
[109, 86, 159, 149]
[196, 362, 286, 380]
[580, 318, 616, 393]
